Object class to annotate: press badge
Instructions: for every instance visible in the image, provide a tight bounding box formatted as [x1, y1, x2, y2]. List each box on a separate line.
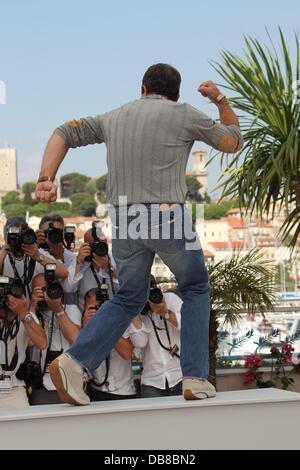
[0, 375, 12, 394]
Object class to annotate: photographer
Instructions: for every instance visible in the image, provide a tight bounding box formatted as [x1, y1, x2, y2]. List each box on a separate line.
[72, 225, 119, 312]
[83, 288, 140, 401]
[36, 214, 77, 300]
[28, 271, 81, 404]
[0, 281, 47, 408]
[0, 217, 68, 300]
[128, 278, 183, 398]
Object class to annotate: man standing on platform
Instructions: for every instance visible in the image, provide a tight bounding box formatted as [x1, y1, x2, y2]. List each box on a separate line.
[35, 63, 243, 405]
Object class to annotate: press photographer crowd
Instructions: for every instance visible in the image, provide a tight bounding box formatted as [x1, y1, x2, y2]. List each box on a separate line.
[0, 214, 182, 407]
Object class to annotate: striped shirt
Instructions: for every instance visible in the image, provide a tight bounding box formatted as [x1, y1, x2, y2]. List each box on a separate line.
[55, 95, 243, 205]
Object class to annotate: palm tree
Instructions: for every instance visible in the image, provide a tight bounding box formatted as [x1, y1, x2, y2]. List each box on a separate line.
[213, 29, 300, 248]
[208, 249, 275, 387]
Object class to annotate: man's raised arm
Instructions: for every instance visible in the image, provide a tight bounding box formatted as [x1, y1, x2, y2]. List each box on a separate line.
[35, 115, 105, 202]
[188, 80, 243, 154]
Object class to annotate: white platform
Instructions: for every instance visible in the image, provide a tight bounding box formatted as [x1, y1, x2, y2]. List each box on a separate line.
[1, 388, 300, 449]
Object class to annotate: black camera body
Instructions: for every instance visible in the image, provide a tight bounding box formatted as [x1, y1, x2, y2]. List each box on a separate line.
[44, 222, 63, 245]
[149, 275, 163, 304]
[16, 361, 42, 386]
[90, 240, 109, 258]
[95, 280, 110, 304]
[7, 225, 37, 256]
[0, 276, 24, 308]
[85, 221, 108, 261]
[149, 287, 164, 304]
[40, 264, 63, 302]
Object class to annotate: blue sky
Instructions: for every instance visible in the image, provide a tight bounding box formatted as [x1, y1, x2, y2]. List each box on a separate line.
[0, 0, 299, 194]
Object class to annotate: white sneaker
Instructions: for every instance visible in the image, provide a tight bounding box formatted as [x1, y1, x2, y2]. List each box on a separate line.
[183, 378, 216, 400]
[49, 352, 90, 406]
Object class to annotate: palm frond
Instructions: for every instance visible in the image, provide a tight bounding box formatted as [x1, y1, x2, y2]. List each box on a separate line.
[209, 248, 276, 327]
[212, 29, 300, 249]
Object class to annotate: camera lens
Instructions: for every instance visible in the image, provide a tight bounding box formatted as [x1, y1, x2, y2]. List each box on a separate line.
[149, 287, 163, 304]
[46, 282, 63, 299]
[21, 229, 37, 245]
[10, 282, 24, 299]
[47, 228, 63, 244]
[91, 241, 108, 257]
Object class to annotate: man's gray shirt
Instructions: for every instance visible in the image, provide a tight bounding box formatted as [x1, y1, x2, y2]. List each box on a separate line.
[55, 95, 243, 205]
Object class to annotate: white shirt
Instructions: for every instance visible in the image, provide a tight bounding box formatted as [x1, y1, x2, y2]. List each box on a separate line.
[55, 249, 79, 304]
[0, 313, 39, 387]
[74, 255, 119, 312]
[128, 292, 182, 389]
[3, 252, 46, 300]
[91, 327, 136, 396]
[40, 304, 81, 390]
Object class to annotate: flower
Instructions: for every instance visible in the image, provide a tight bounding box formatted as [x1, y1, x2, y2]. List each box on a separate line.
[281, 343, 294, 363]
[245, 354, 262, 369]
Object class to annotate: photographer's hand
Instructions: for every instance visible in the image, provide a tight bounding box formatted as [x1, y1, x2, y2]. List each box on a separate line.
[7, 294, 29, 319]
[31, 286, 45, 312]
[92, 254, 110, 271]
[82, 305, 97, 327]
[44, 292, 64, 314]
[7, 294, 47, 349]
[45, 293, 81, 343]
[77, 243, 91, 264]
[35, 229, 47, 247]
[22, 242, 40, 260]
[22, 245, 68, 280]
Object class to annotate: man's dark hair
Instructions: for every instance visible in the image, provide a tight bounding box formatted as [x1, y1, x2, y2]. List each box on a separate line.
[39, 214, 64, 229]
[142, 63, 181, 102]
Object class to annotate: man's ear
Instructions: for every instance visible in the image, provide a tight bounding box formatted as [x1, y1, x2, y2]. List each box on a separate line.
[141, 84, 148, 96]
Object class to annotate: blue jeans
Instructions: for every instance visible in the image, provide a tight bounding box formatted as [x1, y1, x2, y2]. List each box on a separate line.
[68, 204, 210, 379]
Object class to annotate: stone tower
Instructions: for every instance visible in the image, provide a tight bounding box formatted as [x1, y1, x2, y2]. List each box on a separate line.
[192, 150, 208, 197]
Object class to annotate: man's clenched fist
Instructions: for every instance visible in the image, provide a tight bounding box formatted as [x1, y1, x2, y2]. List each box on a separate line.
[35, 181, 57, 202]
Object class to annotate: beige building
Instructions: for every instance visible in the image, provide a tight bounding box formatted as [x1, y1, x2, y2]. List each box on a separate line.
[0, 147, 17, 196]
[191, 150, 208, 197]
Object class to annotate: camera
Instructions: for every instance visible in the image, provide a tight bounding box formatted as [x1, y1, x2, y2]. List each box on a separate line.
[40, 263, 63, 302]
[0, 276, 25, 308]
[95, 280, 110, 304]
[16, 361, 42, 386]
[85, 221, 108, 261]
[149, 275, 163, 304]
[7, 225, 37, 256]
[64, 225, 76, 248]
[44, 222, 63, 244]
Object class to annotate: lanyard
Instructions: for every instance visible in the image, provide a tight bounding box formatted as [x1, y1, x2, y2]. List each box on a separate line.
[146, 313, 180, 359]
[91, 356, 110, 388]
[90, 258, 116, 296]
[39, 311, 62, 375]
[0, 316, 20, 371]
[8, 254, 35, 299]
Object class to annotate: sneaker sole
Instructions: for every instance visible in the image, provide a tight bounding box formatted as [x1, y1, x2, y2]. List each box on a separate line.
[49, 357, 86, 406]
[183, 389, 216, 400]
